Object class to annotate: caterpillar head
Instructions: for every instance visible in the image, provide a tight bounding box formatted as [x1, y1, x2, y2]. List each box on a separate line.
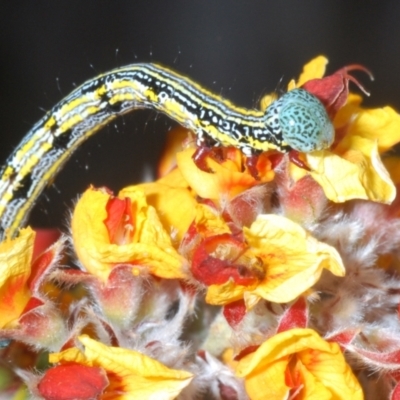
[265, 88, 335, 153]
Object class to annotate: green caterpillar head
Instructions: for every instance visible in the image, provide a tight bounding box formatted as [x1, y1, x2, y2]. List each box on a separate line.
[265, 88, 335, 153]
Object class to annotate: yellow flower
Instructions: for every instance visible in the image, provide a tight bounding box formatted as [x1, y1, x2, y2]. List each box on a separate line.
[45, 335, 193, 400]
[71, 186, 187, 282]
[200, 214, 344, 308]
[236, 328, 363, 400]
[0, 228, 34, 328]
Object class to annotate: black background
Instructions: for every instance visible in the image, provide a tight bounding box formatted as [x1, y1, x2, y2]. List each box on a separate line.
[1, 1, 400, 229]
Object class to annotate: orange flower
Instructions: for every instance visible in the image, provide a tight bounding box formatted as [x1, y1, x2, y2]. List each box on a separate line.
[176, 147, 274, 203]
[0, 228, 33, 328]
[236, 328, 363, 400]
[0, 228, 67, 350]
[40, 335, 193, 400]
[194, 214, 344, 308]
[71, 186, 187, 282]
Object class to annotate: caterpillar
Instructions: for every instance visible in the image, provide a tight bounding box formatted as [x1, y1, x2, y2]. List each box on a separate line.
[0, 63, 334, 240]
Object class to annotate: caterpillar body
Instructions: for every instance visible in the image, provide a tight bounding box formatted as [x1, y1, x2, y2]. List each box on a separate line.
[0, 63, 334, 239]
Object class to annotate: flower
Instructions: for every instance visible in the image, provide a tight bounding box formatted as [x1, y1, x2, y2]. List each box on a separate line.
[236, 328, 363, 400]
[176, 146, 274, 204]
[71, 186, 187, 282]
[38, 334, 193, 400]
[194, 214, 345, 308]
[0, 227, 67, 350]
[0, 228, 34, 328]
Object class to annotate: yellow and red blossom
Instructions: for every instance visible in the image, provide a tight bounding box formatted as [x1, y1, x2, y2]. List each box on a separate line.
[236, 328, 363, 400]
[0, 228, 34, 328]
[193, 214, 345, 308]
[0, 228, 68, 351]
[176, 146, 274, 203]
[0, 228, 62, 330]
[41, 335, 193, 400]
[71, 186, 188, 282]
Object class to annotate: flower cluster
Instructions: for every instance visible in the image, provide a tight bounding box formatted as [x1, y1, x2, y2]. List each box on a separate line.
[2, 56, 400, 399]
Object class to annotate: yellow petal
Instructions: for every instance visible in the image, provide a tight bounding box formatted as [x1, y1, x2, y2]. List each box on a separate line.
[157, 167, 192, 188]
[157, 127, 191, 178]
[125, 181, 197, 244]
[72, 187, 187, 282]
[176, 148, 258, 202]
[49, 335, 193, 400]
[333, 93, 363, 129]
[0, 228, 33, 328]
[240, 355, 290, 400]
[259, 93, 278, 112]
[236, 329, 363, 400]
[296, 360, 333, 400]
[297, 341, 362, 400]
[192, 203, 232, 237]
[306, 140, 396, 204]
[206, 279, 254, 306]
[290, 55, 329, 89]
[337, 103, 400, 154]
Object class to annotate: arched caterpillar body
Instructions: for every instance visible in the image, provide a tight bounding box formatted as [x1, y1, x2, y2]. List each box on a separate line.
[0, 63, 334, 239]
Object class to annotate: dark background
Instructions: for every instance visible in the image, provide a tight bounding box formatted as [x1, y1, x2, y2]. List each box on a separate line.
[1, 1, 400, 229]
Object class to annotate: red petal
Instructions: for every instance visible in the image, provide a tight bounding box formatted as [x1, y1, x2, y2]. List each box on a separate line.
[33, 229, 60, 260]
[29, 240, 62, 292]
[234, 345, 260, 361]
[353, 347, 400, 367]
[191, 234, 260, 286]
[285, 362, 303, 391]
[302, 64, 372, 118]
[218, 381, 239, 400]
[192, 146, 225, 172]
[21, 296, 44, 315]
[104, 196, 135, 244]
[197, 349, 207, 360]
[391, 382, 400, 400]
[326, 329, 359, 349]
[223, 300, 246, 327]
[244, 154, 260, 179]
[277, 297, 308, 333]
[38, 364, 109, 400]
[288, 150, 310, 170]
